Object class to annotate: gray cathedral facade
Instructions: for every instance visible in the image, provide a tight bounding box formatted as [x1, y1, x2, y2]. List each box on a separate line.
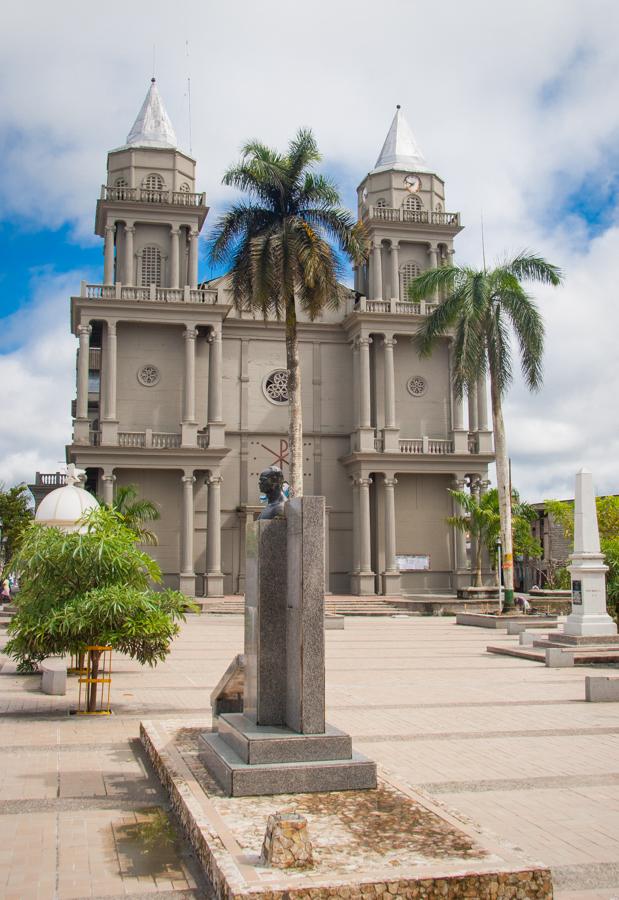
[67, 81, 494, 598]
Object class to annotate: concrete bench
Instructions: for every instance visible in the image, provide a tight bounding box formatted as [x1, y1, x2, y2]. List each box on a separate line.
[41, 657, 68, 695]
[507, 620, 559, 635]
[585, 676, 619, 702]
[545, 648, 574, 667]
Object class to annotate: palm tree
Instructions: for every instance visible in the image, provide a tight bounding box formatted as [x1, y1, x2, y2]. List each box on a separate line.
[448, 486, 540, 588]
[409, 253, 562, 609]
[111, 484, 160, 546]
[209, 129, 367, 496]
[448, 488, 499, 587]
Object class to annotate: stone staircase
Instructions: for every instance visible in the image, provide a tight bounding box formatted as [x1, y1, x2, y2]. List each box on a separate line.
[193, 596, 414, 616]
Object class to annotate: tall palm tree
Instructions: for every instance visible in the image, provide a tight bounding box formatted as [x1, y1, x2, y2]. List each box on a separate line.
[209, 129, 367, 496]
[409, 253, 562, 609]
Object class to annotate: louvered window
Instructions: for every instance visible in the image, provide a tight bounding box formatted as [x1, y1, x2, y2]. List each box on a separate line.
[141, 246, 162, 286]
[400, 262, 421, 299]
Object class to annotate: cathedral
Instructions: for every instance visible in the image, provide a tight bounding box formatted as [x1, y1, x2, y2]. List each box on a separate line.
[66, 80, 494, 598]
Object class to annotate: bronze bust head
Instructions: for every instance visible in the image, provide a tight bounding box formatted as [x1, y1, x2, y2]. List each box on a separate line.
[258, 466, 287, 519]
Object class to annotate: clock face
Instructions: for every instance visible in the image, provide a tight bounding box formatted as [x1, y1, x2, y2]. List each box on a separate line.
[404, 174, 421, 193]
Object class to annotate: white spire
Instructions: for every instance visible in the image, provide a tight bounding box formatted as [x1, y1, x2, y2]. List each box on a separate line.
[125, 78, 178, 150]
[372, 106, 429, 174]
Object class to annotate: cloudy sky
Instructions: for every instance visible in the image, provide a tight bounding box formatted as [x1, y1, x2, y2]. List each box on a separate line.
[1, 0, 618, 501]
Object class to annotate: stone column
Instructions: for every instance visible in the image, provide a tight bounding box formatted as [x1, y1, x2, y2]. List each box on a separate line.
[449, 341, 468, 453]
[476, 373, 493, 452]
[382, 476, 401, 595]
[427, 243, 439, 303]
[74, 323, 91, 444]
[452, 477, 468, 580]
[383, 337, 399, 451]
[180, 472, 196, 597]
[358, 337, 374, 451]
[351, 476, 375, 595]
[350, 475, 360, 575]
[351, 339, 360, 433]
[468, 383, 478, 432]
[123, 225, 135, 284]
[188, 229, 199, 288]
[371, 242, 382, 300]
[205, 473, 224, 597]
[101, 321, 118, 445]
[101, 470, 116, 505]
[103, 224, 115, 285]
[207, 328, 225, 447]
[170, 226, 180, 289]
[390, 242, 400, 300]
[181, 327, 198, 447]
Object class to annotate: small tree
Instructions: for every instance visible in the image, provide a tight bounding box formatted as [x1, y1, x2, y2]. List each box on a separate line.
[110, 484, 160, 546]
[6, 507, 193, 706]
[448, 487, 540, 587]
[0, 483, 34, 562]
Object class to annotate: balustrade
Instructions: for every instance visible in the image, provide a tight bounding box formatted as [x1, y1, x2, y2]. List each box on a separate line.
[101, 185, 206, 206]
[81, 283, 219, 305]
[118, 432, 146, 448]
[365, 207, 460, 227]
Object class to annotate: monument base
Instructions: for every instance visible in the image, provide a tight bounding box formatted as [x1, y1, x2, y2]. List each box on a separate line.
[200, 712, 376, 797]
[141, 719, 553, 899]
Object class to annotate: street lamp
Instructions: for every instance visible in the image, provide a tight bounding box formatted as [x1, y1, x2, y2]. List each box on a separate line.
[496, 536, 503, 613]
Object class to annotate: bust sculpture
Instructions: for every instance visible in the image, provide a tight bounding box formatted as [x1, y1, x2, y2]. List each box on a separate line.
[258, 466, 287, 520]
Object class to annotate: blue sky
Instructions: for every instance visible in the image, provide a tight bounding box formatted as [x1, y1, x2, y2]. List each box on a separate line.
[1, 0, 619, 499]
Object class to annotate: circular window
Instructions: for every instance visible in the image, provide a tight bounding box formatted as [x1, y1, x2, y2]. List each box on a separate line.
[263, 369, 289, 404]
[407, 375, 427, 397]
[137, 364, 161, 387]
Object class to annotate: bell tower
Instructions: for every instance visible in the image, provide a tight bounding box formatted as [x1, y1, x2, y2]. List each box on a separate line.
[356, 106, 462, 304]
[94, 79, 209, 291]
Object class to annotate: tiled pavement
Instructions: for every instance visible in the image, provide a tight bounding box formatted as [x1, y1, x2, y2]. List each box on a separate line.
[1, 615, 619, 898]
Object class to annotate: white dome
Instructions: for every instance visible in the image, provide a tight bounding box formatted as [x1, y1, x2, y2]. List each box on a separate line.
[36, 483, 99, 532]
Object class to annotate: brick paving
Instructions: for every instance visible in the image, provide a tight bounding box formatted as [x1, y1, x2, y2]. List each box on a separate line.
[1, 614, 619, 898]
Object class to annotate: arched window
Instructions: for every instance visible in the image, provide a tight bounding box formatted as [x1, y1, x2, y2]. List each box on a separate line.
[376, 198, 388, 208]
[435, 201, 443, 212]
[112, 177, 129, 200]
[179, 182, 190, 192]
[115, 177, 127, 188]
[143, 173, 164, 191]
[402, 194, 423, 211]
[399, 261, 421, 300]
[141, 246, 162, 286]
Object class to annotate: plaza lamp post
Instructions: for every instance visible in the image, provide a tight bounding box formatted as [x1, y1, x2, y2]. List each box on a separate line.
[496, 536, 503, 613]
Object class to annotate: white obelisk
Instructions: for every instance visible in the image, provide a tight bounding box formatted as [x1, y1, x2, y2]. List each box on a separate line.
[564, 469, 617, 637]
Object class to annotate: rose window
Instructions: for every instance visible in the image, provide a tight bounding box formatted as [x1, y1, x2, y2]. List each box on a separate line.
[407, 375, 427, 397]
[263, 369, 289, 404]
[137, 364, 161, 387]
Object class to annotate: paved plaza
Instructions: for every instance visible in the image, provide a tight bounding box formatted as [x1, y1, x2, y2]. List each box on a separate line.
[1, 614, 619, 899]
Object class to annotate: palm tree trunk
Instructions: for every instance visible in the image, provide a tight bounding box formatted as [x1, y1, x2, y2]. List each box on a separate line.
[286, 296, 303, 497]
[474, 539, 483, 587]
[490, 375, 515, 610]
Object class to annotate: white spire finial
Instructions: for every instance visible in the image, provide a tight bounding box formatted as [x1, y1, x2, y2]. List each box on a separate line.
[372, 106, 429, 174]
[125, 80, 178, 150]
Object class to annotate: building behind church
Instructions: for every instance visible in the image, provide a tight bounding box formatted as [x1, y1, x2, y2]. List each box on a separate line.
[66, 81, 494, 598]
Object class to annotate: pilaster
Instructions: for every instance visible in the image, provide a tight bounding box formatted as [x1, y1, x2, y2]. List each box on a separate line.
[74, 323, 92, 444]
[205, 473, 224, 597]
[179, 471, 196, 597]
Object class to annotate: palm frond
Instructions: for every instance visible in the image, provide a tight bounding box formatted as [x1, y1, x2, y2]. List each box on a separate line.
[505, 251, 563, 286]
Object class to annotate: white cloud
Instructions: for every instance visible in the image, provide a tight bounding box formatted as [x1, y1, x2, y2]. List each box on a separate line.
[0, 272, 79, 486]
[1, 0, 618, 497]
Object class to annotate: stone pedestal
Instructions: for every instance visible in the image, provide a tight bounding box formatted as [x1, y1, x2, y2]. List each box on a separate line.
[564, 468, 617, 638]
[201, 496, 377, 796]
[260, 811, 313, 869]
